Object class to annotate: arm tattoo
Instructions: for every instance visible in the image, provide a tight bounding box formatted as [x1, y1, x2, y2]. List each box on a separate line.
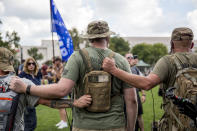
[50, 99, 74, 108]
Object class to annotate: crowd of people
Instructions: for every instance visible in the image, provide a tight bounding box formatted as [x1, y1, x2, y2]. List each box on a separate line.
[0, 20, 197, 131]
[16, 56, 71, 130]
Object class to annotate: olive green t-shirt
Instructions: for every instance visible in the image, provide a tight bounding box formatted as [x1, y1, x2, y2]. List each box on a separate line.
[152, 52, 197, 88]
[62, 47, 132, 130]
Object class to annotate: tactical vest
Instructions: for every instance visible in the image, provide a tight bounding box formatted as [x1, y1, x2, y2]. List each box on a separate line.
[0, 79, 19, 131]
[79, 49, 115, 112]
[159, 54, 197, 131]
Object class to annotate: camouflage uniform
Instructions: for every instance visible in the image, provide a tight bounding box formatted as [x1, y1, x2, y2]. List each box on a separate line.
[0, 47, 39, 131]
[152, 27, 197, 131]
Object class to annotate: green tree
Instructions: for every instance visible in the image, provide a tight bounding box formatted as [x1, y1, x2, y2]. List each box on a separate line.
[0, 20, 21, 71]
[109, 36, 130, 56]
[151, 43, 168, 64]
[44, 60, 53, 66]
[131, 43, 168, 65]
[69, 28, 81, 50]
[0, 31, 20, 54]
[131, 43, 153, 64]
[27, 47, 43, 61]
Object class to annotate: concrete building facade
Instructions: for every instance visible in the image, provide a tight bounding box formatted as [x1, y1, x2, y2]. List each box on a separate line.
[17, 40, 61, 66]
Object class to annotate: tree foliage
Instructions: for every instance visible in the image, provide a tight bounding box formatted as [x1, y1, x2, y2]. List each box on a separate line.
[0, 31, 20, 54]
[44, 60, 53, 66]
[27, 47, 43, 61]
[69, 28, 82, 50]
[131, 43, 168, 65]
[151, 43, 168, 64]
[109, 36, 130, 56]
[0, 20, 21, 71]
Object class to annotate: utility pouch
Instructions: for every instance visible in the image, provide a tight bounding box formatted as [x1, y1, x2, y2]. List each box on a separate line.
[79, 49, 115, 112]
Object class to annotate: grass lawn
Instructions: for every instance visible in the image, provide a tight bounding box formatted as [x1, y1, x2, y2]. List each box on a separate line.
[142, 86, 163, 130]
[35, 107, 72, 131]
[35, 86, 163, 131]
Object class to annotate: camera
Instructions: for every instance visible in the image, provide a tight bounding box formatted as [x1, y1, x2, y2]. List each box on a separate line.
[133, 55, 138, 59]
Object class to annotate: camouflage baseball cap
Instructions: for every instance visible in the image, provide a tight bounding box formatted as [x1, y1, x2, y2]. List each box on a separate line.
[171, 27, 193, 41]
[0, 47, 15, 72]
[81, 20, 115, 39]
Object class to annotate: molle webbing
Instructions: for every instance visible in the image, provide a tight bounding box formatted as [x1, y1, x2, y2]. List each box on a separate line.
[160, 54, 197, 131]
[78, 48, 115, 112]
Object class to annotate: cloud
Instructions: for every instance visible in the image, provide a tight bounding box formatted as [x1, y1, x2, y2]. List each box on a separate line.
[0, 0, 93, 45]
[87, 0, 163, 36]
[1, 16, 51, 45]
[2, 0, 49, 19]
[191, 0, 197, 5]
[1, 0, 196, 46]
[0, 2, 5, 15]
[187, 9, 197, 39]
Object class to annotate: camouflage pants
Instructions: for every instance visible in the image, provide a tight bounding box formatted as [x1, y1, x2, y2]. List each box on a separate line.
[158, 117, 196, 131]
[72, 127, 125, 131]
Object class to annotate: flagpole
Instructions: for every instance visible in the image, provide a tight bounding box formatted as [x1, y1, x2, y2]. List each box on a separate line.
[49, 0, 74, 62]
[50, 0, 55, 59]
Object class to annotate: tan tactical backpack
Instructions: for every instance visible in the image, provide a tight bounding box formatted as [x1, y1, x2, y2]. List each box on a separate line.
[79, 49, 115, 112]
[161, 54, 197, 131]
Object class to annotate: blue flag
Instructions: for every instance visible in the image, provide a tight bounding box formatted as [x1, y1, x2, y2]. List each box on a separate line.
[50, 0, 74, 61]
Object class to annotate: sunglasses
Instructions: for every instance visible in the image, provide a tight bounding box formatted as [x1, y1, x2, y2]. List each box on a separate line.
[126, 56, 133, 60]
[27, 62, 36, 66]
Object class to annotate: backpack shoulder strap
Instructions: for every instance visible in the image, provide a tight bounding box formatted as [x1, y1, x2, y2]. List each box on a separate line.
[171, 55, 183, 70]
[79, 48, 93, 72]
[172, 54, 192, 71]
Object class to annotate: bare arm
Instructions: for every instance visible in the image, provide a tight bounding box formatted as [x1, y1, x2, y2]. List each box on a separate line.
[124, 87, 138, 131]
[10, 77, 74, 99]
[102, 57, 161, 90]
[38, 95, 92, 109]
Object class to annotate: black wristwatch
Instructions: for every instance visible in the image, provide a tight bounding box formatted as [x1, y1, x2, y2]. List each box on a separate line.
[26, 85, 31, 95]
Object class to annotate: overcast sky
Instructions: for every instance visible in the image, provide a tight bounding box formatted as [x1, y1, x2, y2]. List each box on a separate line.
[0, 0, 197, 46]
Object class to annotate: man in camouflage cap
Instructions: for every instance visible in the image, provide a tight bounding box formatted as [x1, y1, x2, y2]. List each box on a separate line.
[171, 27, 193, 41]
[82, 20, 115, 39]
[0, 47, 15, 72]
[0, 47, 91, 131]
[9, 20, 138, 131]
[102, 27, 197, 131]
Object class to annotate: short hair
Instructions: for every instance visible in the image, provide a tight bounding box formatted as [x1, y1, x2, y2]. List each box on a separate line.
[89, 37, 108, 43]
[53, 57, 62, 63]
[172, 40, 192, 48]
[22, 59, 25, 63]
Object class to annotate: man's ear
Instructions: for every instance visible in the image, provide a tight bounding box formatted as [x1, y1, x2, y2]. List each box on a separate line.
[106, 37, 110, 43]
[106, 37, 110, 47]
[190, 42, 194, 49]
